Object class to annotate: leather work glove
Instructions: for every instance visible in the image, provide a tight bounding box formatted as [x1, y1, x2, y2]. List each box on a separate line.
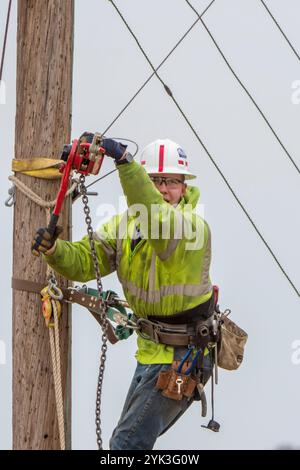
[79, 132, 127, 161]
[101, 138, 127, 161]
[31, 225, 63, 256]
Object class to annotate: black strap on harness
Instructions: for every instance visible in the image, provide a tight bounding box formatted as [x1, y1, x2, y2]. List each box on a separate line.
[148, 295, 214, 324]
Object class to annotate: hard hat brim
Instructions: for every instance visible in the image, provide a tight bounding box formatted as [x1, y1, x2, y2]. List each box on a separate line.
[147, 168, 196, 180]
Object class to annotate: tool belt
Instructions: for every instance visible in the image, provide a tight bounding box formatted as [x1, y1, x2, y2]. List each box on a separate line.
[135, 295, 218, 348]
[135, 296, 248, 372]
[136, 315, 217, 348]
[135, 299, 218, 413]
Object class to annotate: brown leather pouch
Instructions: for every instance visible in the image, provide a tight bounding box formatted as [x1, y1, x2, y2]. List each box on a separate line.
[155, 367, 197, 401]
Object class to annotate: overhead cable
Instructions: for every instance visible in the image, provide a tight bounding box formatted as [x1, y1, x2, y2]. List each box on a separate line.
[0, 0, 12, 82]
[87, 1, 216, 188]
[103, 0, 216, 135]
[260, 0, 300, 62]
[185, 0, 300, 175]
[108, 0, 300, 297]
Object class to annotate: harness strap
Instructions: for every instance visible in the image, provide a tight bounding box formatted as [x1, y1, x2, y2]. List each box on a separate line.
[12, 278, 118, 344]
[148, 295, 214, 324]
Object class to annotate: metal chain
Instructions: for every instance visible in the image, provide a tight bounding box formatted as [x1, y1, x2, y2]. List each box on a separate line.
[79, 174, 109, 450]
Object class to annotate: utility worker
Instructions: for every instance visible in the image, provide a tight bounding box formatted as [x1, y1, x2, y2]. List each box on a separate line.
[32, 136, 215, 450]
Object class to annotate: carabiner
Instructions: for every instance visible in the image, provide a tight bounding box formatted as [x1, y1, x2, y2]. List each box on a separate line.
[47, 280, 63, 300]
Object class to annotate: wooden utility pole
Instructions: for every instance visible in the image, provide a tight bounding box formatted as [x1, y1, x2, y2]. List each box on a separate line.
[13, 0, 73, 449]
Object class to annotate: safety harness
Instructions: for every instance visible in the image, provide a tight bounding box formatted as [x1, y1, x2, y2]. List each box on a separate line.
[13, 271, 248, 435]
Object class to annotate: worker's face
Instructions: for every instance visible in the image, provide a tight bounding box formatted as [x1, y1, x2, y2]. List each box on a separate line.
[149, 173, 187, 205]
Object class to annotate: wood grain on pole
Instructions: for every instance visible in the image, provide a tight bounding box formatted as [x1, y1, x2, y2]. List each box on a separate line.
[13, 0, 73, 449]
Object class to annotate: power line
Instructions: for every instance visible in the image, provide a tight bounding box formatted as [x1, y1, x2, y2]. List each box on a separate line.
[0, 0, 12, 82]
[260, 0, 300, 62]
[108, 0, 300, 297]
[185, 0, 300, 175]
[103, 0, 216, 135]
[88, 1, 216, 187]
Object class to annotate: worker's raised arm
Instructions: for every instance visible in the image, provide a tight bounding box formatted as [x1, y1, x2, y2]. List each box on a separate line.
[117, 160, 186, 258]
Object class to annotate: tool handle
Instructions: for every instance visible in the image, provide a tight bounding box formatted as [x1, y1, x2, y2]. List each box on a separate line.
[47, 213, 59, 236]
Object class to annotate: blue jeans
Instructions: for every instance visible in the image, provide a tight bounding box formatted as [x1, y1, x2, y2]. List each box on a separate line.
[109, 356, 212, 450]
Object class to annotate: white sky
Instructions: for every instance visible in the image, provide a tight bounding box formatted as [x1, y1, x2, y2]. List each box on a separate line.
[1, 0, 300, 450]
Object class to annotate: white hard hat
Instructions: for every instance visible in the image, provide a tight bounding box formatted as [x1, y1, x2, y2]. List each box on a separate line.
[139, 139, 196, 180]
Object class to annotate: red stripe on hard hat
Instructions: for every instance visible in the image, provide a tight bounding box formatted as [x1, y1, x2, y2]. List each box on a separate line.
[158, 145, 164, 172]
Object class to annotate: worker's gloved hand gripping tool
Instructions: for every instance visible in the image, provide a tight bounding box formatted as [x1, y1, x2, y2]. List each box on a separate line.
[32, 133, 128, 255]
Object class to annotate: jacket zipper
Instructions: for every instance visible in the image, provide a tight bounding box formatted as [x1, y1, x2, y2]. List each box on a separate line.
[128, 239, 145, 265]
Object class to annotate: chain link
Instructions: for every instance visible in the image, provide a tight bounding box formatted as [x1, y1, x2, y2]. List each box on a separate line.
[79, 174, 109, 450]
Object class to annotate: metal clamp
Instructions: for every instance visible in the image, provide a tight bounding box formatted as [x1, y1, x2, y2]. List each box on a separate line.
[112, 311, 138, 330]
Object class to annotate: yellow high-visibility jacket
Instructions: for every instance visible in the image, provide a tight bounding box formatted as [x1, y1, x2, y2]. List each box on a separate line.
[45, 161, 213, 364]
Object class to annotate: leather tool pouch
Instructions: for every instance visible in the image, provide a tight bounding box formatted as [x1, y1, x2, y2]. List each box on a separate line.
[155, 364, 197, 401]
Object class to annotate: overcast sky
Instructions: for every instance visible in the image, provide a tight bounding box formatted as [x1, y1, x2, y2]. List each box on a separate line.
[1, 0, 300, 450]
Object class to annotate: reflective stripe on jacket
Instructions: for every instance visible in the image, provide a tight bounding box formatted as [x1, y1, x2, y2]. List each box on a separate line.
[45, 161, 213, 364]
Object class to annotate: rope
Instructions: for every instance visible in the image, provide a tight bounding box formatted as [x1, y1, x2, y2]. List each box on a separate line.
[49, 299, 65, 450]
[8, 175, 78, 208]
[260, 0, 300, 62]
[0, 0, 12, 82]
[184, 0, 300, 175]
[45, 208, 65, 450]
[108, 0, 300, 298]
